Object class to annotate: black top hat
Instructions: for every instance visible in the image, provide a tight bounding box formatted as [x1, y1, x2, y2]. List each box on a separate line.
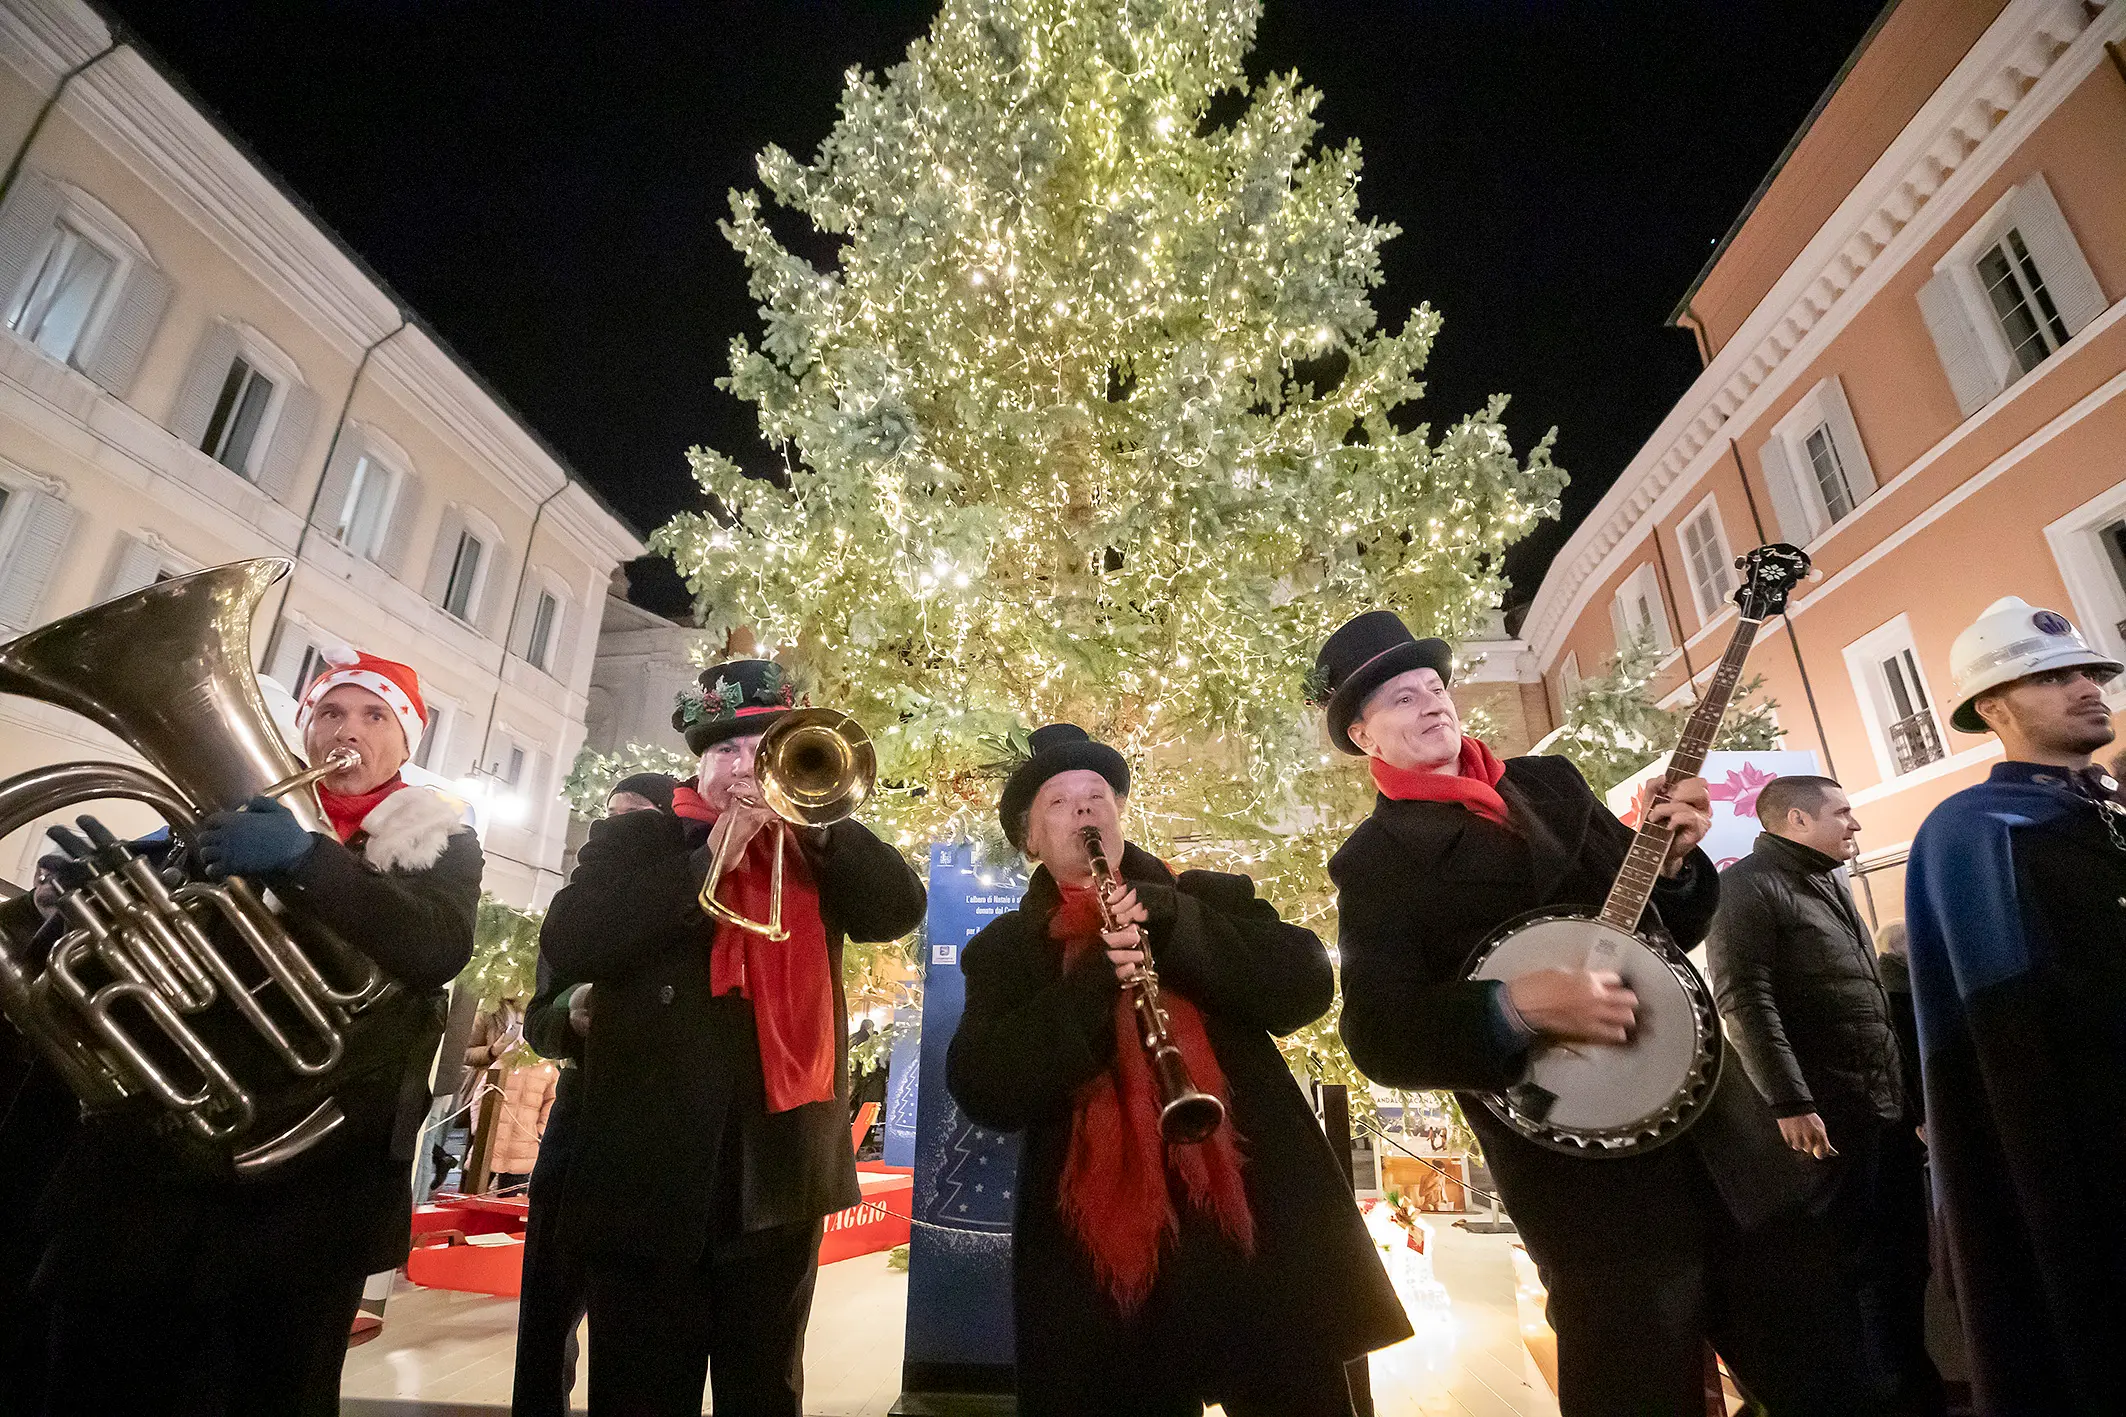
[998, 724, 1130, 851]
[1310, 611, 1454, 755]
[671, 659, 797, 754]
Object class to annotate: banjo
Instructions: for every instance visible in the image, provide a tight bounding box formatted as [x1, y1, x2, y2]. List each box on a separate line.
[1465, 542, 1811, 1157]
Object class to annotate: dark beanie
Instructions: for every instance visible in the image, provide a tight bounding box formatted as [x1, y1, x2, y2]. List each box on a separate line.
[609, 773, 680, 814]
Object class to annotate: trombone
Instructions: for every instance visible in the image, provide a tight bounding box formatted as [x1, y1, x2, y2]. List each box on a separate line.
[696, 708, 877, 940]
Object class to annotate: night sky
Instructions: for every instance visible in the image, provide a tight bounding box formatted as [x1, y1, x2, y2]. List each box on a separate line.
[102, 0, 1889, 608]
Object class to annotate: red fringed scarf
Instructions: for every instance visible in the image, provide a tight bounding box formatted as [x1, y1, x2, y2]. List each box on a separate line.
[318, 775, 409, 845]
[1049, 880, 1254, 1313]
[1369, 736, 1512, 827]
[672, 785, 838, 1113]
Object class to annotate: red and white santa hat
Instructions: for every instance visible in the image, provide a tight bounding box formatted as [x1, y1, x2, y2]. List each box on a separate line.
[296, 645, 428, 756]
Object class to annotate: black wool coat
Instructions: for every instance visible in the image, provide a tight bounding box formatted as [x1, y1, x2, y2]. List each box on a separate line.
[945, 846, 1411, 1411]
[35, 814, 482, 1289]
[1707, 832, 1904, 1135]
[539, 809, 925, 1261]
[1332, 755, 1817, 1272]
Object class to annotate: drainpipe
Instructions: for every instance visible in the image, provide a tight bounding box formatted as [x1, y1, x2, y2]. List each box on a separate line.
[265, 317, 408, 652]
[1728, 439, 1879, 923]
[1729, 439, 1838, 780]
[0, 38, 122, 207]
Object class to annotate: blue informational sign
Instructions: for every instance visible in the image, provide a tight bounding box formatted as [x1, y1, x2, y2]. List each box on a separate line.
[900, 843, 1027, 1393]
[882, 1001, 920, 1168]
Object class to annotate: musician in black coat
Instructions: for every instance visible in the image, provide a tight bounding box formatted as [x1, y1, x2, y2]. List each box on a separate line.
[1316, 612, 1872, 1417]
[32, 655, 481, 1417]
[946, 725, 1410, 1417]
[539, 662, 924, 1416]
[511, 774, 680, 1417]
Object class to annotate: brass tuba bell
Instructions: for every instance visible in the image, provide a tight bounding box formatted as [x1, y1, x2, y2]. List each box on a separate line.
[697, 707, 877, 940]
[0, 559, 397, 1174]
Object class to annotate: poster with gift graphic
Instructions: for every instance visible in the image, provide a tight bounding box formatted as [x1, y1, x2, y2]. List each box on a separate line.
[1606, 750, 1823, 870]
[899, 844, 1026, 1395]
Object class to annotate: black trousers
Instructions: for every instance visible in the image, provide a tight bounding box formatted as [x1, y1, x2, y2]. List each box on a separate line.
[1539, 1164, 1876, 1416]
[1819, 1119, 1946, 1417]
[585, 1218, 824, 1417]
[512, 1134, 590, 1417]
[39, 1251, 367, 1416]
[1087, 1357, 1357, 1417]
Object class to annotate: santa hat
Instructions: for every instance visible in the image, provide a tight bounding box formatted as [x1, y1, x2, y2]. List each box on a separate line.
[296, 645, 428, 757]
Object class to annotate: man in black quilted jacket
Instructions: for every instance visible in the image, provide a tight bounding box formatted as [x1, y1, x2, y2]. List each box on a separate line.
[1708, 775, 1943, 1416]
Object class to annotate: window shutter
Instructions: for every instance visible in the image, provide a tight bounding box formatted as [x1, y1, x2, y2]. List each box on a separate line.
[545, 597, 574, 681]
[510, 576, 542, 658]
[378, 466, 424, 578]
[254, 382, 317, 505]
[99, 533, 164, 603]
[1917, 270, 2001, 417]
[424, 506, 466, 603]
[0, 172, 62, 313]
[2007, 174, 2108, 338]
[1818, 377, 1877, 503]
[481, 542, 512, 638]
[168, 321, 243, 448]
[1609, 590, 1631, 649]
[310, 428, 366, 536]
[0, 490, 77, 629]
[76, 261, 170, 398]
[1758, 436, 1817, 546]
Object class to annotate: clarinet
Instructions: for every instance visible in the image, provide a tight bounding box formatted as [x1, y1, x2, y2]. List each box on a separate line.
[1080, 825, 1227, 1144]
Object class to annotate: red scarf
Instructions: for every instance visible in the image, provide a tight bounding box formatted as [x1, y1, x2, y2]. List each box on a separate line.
[318, 775, 409, 845]
[1369, 736, 1512, 827]
[672, 786, 838, 1113]
[1049, 879, 1254, 1313]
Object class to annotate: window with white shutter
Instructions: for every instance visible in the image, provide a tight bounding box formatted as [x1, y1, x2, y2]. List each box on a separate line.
[0, 485, 78, 630]
[1609, 562, 1673, 655]
[1676, 497, 1735, 623]
[1760, 376, 1878, 545]
[1843, 615, 1951, 781]
[201, 357, 276, 477]
[442, 531, 485, 621]
[1918, 172, 2111, 418]
[0, 175, 171, 397]
[526, 590, 559, 671]
[99, 533, 179, 604]
[1558, 651, 1582, 707]
[6, 220, 116, 364]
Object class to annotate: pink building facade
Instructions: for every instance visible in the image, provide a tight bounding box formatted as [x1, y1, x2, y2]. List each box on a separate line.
[1520, 0, 2126, 924]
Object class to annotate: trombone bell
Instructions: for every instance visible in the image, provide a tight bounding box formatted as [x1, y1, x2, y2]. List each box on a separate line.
[697, 708, 878, 939]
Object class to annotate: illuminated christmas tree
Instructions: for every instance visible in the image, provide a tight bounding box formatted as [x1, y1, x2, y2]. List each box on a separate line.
[656, 0, 1564, 949]
[1549, 630, 1783, 797]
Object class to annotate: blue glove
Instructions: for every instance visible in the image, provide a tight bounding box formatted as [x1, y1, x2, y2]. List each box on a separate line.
[196, 796, 316, 879]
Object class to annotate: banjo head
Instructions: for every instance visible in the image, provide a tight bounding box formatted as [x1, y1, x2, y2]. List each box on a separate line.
[1468, 913, 1722, 1156]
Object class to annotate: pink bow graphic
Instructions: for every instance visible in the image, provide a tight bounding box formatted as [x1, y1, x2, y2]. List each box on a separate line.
[1706, 762, 1780, 820]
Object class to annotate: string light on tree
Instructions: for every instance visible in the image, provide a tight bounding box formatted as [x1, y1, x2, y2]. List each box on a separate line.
[649, 0, 1567, 1079]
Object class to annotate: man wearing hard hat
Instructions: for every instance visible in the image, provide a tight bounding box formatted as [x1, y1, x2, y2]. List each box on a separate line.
[1904, 597, 2126, 1417]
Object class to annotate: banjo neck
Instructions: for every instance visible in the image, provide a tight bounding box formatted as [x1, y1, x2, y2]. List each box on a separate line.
[1593, 612, 1766, 945]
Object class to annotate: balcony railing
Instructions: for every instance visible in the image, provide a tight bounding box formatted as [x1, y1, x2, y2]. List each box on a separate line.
[1888, 712, 1946, 775]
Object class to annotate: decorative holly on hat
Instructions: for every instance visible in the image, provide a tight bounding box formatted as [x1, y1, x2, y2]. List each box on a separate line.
[295, 645, 429, 756]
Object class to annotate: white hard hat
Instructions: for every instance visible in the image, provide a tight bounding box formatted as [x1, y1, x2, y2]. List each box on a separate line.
[1947, 596, 2121, 732]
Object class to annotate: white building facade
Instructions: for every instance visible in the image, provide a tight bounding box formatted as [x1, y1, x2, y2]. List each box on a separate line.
[0, 0, 642, 907]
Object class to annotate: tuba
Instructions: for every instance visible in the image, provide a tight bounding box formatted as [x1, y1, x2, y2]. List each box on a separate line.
[697, 707, 877, 940]
[0, 559, 397, 1175]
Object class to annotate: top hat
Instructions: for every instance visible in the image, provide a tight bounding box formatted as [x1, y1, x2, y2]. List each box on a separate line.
[1310, 611, 1454, 754]
[672, 659, 797, 754]
[997, 724, 1130, 850]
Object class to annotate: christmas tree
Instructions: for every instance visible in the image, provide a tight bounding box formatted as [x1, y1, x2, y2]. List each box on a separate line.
[1548, 630, 1783, 797]
[656, 0, 1564, 951]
